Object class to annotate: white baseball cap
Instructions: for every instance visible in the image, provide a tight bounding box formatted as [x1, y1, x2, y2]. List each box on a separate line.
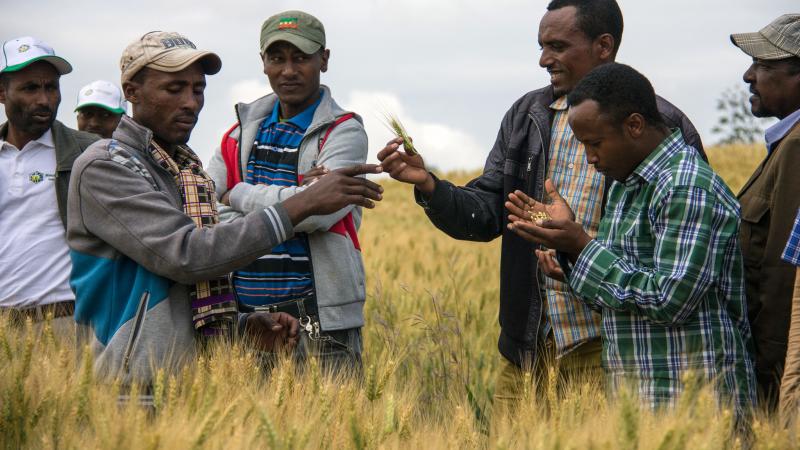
[0, 36, 72, 75]
[75, 80, 127, 114]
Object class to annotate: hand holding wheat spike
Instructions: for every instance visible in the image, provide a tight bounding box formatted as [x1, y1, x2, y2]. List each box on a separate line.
[381, 112, 419, 156]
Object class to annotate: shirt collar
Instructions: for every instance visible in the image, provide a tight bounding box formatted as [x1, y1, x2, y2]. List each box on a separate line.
[0, 128, 54, 152]
[765, 107, 800, 153]
[628, 128, 684, 185]
[265, 89, 323, 131]
[549, 95, 569, 111]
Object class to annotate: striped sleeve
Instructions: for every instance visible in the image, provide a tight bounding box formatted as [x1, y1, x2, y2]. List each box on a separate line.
[262, 204, 293, 244]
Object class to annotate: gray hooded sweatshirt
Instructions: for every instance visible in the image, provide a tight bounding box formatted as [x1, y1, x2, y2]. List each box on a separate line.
[207, 85, 368, 331]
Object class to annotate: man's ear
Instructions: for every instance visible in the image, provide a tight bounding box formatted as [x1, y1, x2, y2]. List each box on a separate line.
[261, 51, 269, 76]
[0, 78, 7, 104]
[122, 81, 138, 104]
[320, 49, 330, 73]
[624, 113, 646, 139]
[595, 33, 615, 62]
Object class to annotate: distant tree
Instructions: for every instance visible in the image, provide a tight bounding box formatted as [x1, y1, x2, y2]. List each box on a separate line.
[711, 85, 769, 145]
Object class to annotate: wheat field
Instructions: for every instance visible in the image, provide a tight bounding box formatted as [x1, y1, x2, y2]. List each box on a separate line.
[3, 143, 792, 450]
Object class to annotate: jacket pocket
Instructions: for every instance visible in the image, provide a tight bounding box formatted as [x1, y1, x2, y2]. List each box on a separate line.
[739, 195, 770, 265]
[122, 290, 150, 374]
[503, 159, 524, 180]
[309, 233, 365, 308]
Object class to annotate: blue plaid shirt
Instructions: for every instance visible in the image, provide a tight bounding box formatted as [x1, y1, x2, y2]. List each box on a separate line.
[783, 208, 800, 266]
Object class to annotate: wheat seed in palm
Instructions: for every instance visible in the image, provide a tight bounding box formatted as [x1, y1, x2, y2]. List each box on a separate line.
[530, 211, 551, 222]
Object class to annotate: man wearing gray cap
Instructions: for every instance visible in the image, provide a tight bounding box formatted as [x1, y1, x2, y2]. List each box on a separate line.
[0, 36, 98, 330]
[730, 14, 800, 411]
[207, 11, 370, 373]
[67, 31, 383, 384]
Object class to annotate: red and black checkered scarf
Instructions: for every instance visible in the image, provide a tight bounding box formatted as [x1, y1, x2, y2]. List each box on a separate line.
[150, 141, 237, 340]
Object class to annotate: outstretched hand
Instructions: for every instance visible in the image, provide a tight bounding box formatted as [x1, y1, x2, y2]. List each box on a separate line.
[376, 138, 435, 194]
[505, 179, 591, 259]
[284, 164, 384, 224]
[505, 179, 575, 223]
[302, 165, 329, 186]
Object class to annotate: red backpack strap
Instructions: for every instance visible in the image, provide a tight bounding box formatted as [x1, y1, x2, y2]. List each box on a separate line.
[220, 123, 241, 190]
[318, 113, 355, 151]
[317, 113, 361, 251]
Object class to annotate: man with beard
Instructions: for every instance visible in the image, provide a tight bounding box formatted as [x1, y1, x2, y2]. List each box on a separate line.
[0, 36, 98, 331]
[730, 14, 800, 410]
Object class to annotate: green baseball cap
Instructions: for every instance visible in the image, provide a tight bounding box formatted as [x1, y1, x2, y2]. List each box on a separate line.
[260, 10, 326, 55]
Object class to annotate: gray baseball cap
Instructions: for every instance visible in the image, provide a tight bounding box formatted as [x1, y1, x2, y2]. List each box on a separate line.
[731, 14, 800, 60]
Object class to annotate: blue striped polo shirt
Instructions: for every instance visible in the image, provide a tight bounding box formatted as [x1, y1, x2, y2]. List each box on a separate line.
[233, 94, 322, 306]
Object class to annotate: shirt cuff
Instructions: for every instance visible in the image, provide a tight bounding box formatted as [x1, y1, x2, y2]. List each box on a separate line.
[263, 203, 294, 243]
[568, 239, 619, 301]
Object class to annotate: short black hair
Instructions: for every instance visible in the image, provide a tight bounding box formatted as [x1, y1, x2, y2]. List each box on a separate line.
[547, 0, 624, 55]
[567, 63, 664, 127]
[130, 68, 148, 84]
[0, 73, 8, 88]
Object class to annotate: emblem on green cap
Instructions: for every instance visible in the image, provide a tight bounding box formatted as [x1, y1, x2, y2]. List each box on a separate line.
[278, 18, 298, 30]
[18, 44, 30, 53]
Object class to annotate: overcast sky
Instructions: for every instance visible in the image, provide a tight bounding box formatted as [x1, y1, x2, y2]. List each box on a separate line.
[1, 0, 795, 170]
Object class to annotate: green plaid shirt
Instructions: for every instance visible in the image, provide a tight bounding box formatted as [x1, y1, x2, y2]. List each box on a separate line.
[567, 130, 756, 415]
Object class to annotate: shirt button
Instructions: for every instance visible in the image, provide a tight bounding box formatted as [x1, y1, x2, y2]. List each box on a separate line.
[568, 163, 575, 169]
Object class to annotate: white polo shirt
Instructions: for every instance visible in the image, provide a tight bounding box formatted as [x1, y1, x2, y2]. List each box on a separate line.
[0, 129, 74, 307]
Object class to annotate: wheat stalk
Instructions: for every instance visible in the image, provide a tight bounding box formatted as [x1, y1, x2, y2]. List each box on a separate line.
[381, 112, 419, 156]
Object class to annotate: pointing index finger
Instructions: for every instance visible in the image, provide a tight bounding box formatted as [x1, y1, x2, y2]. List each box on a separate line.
[336, 164, 384, 177]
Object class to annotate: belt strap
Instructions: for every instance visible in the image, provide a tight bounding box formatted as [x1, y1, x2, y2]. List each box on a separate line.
[3, 300, 75, 323]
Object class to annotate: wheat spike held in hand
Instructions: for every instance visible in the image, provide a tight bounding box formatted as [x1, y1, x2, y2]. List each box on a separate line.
[382, 112, 419, 156]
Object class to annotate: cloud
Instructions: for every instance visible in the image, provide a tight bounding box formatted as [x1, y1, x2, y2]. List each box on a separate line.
[343, 91, 487, 172]
[228, 78, 272, 106]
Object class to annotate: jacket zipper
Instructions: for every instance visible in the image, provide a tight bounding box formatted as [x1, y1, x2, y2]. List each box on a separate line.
[526, 110, 549, 349]
[293, 119, 330, 334]
[234, 104, 245, 183]
[122, 290, 150, 374]
[527, 112, 546, 175]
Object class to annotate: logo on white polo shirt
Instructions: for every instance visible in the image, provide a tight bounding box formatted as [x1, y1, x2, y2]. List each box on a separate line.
[29, 171, 55, 183]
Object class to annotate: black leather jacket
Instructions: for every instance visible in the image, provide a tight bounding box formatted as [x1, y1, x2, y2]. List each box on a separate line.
[415, 85, 705, 367]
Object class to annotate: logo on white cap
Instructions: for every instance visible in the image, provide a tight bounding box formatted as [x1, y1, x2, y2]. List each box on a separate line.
[0, 36, 72, 75]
